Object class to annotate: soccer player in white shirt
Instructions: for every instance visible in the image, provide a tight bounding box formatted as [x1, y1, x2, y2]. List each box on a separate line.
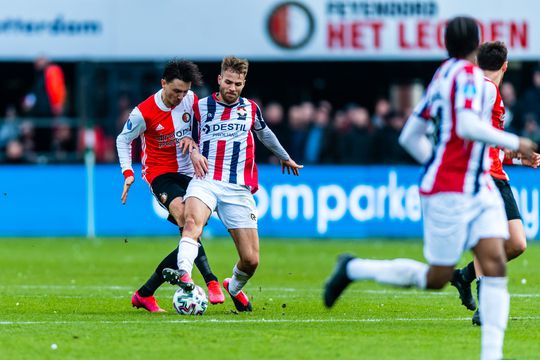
[163, 56, 303, 312]
[323, 17, 536, 360]
[116, 59, 224, 312]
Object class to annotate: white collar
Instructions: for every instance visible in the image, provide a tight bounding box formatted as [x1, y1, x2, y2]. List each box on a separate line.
[154, 89, 171, 112]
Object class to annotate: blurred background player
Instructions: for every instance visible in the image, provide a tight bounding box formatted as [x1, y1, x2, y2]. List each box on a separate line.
[323, 16, 537, 360]
[116, 59, 224, 312]
[163, 56, 303, 312]
[450, 41, 540, 325]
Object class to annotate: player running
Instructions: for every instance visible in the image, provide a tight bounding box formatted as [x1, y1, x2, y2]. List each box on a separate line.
[323, 17, 537, 360]
[116, 59, 224, 313]
[162, 56, 303, 312]
[450, 41, 540, 325]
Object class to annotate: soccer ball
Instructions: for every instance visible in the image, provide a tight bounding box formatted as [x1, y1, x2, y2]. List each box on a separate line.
[172, 285, 208, 315]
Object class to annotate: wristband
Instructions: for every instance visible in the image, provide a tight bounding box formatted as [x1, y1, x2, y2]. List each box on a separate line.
[123, 169, 134, 179]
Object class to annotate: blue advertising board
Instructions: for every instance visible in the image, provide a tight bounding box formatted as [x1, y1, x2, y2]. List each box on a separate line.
[0, 165, 538, 239]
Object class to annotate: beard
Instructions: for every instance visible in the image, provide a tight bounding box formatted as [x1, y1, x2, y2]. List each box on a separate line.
[219, 87, 239, 104]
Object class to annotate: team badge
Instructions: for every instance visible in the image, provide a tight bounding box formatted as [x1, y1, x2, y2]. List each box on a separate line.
[159, 192, 168, 204]
[237, 107, 247, 120]
[182, 112, 191, 123]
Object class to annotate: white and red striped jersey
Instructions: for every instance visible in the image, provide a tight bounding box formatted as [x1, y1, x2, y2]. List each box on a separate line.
[414, 59, 492, 195]
[194, 93, 265, 193]
[116, 89, 197, 185]
[483, 78, 509, 181]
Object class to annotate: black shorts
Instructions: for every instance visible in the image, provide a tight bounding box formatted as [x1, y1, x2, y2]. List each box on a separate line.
[492, 177, 521, 221]
[151, 173, 192, 225]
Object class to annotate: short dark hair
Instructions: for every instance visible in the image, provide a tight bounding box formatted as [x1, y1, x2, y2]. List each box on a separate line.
[477, 41, 508, 71]
[162, 59, 203, 86]
[445, 16, 480, 59]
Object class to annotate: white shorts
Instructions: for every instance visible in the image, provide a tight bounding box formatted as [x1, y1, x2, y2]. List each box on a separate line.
[184, 178, 258, 229]
[421, 188, 509, 266]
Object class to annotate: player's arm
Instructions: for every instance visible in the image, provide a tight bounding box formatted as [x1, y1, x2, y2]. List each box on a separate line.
[399, 96, 433, 164]
[116, 107, 146, 204]
[455, 69, 537, 157]
[179, 92, 199, 155]
[187, 95, 208, 178]
[252, 103, 303, 176]
[504, 149, 540, 168]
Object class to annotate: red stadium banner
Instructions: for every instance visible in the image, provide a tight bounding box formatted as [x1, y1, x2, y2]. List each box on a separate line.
[0, 0, 536, 61]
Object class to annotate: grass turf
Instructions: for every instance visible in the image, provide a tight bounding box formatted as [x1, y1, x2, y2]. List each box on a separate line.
[0, 237, 538, 359]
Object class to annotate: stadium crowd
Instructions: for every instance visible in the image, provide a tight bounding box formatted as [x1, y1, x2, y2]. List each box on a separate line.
[2, 62, 540, 165]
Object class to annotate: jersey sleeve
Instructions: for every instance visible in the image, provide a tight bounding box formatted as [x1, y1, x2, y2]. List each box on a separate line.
[252, 102, 267, 131]
[482, 81, 498, 123]
[116, 107, 146, 177]
[250, 101, 289, 160]
[454, 66, 484, 115]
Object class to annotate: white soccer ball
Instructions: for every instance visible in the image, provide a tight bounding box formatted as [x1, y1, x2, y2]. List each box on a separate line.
[172, 285, 208, 315]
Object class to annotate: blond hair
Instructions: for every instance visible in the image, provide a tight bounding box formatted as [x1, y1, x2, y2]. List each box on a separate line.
[221, 56, 249, 77]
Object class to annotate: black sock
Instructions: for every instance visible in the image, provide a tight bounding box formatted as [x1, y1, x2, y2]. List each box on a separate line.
[461, 261, 476, 283]
[476, 278, 481, 302]
[137, 247, 178, 297]
[194, 241, 218, 284]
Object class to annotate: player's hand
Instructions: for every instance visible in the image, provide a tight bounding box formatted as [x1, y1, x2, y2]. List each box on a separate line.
[518, 137, 538, 159]
[503, 149, 519, 159]
[190, 151, 208, 178]
[179, 137, 197, 155]
[280, 158, 303, 176]
[522, 152, 540, 168]
[121, 176, 135, 205]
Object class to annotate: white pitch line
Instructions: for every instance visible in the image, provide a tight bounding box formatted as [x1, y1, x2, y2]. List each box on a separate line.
[3, 285, 539, 298]
[1, 316, 540, 326]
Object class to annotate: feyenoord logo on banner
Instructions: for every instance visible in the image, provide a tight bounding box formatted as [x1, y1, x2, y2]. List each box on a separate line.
[267, 1, 315, 50]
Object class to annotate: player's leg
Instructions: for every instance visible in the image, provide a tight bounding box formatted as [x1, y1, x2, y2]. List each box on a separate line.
[472, 237, 509, 360]
[217, 185, 259, 312]
[323, 254, 433, 308]
[131, 174, 184, 312]
[222, 228, 258, 312]
[162, 179, 216, 291]
[454, 180, 524, 318]
[324, 193, 462, 307]
[168, 195, 224, 303]
[470, 219, 525, 325]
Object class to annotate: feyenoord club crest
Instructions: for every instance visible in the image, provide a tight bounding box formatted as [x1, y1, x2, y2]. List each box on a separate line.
[182, 112, 191, 123]
[159, 192, 168, 204]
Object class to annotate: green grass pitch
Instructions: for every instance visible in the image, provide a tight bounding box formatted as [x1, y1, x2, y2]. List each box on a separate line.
[0, 237, 539, 359]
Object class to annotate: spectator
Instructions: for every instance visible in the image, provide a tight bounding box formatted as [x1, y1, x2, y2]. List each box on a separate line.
[51, 122, 77, 162]
[323, 110, 350, 163]
[19, 121, 36, 163]
[5, 139, 28, 164]
[373, 111, 415, 164]
[256, 102, 287, 164]
[521, 112, 540, 144]
[500, 82, 519, 133]
[0, 105, 20, 150]
[22, 55, 67, 118]
[304, 102, 332, 164]
[340, 106, 373, 164]
[517, 66, 540, 137]
[371, 98, 391, 129]
[287, 103, 312, 163]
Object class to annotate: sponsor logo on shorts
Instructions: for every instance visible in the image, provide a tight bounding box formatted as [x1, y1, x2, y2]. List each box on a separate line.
[159, 192, 168, 204]
[250, 213, 257, 221]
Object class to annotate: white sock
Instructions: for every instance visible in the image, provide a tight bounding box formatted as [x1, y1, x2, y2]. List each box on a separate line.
[228, 265, 251, 296]
[346, 258, 428, 289]
[177, 237, 199, 275]
[480, 277, 509, 360]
